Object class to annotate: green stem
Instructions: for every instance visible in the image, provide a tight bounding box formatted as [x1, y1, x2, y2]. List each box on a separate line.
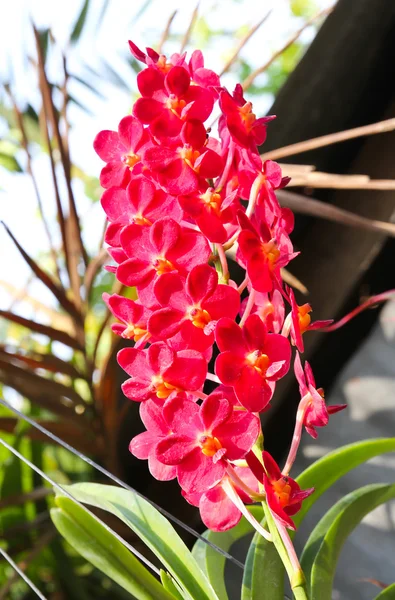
[262, 503, 309, 600]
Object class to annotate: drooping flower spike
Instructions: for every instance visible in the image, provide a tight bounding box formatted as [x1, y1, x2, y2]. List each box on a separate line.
[96, 40, 350, 539]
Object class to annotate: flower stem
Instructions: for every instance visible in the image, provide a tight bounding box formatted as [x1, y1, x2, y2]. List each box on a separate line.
[239, 290, 256, 327]
[246, 173, 264, 218]
[262, 502, 309, 599]
[322, 289, 395, 332]
[216, 244, 229, 283]
[282, 394, 310, 476]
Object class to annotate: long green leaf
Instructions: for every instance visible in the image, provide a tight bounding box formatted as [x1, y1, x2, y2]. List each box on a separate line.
[192, 505, 262, 600]
[51, 496, 174, 600]
[294, 437, 395, 527]
[375, 584, 395, 599]
[242, 530, 283, 600]
[60, 483, 219, 600]
[303, 483, 395, 599]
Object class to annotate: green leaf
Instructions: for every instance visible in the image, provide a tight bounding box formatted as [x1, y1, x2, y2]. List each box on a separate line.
[70, 0, 90, 44]
[375, 584, 395, 599]
[242, 530, 283, 600]
[199, 438, 395, 598]
[51, 496, 174, 600]
[294, 437, 395, 527]
[0, 152, 22, 172]
[192, 505, 263, 600]
[160, 571, 183, 600]
[60, 483, 219, 600]
[290, 0, 318, 18]
[301, 483, 395, 599]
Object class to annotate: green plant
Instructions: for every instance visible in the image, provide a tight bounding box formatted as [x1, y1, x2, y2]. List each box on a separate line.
[51, 438, 395, 599]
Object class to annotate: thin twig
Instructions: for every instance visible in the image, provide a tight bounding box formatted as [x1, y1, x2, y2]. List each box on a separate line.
[4, 86, 63, 286]
[84, 247, 108, 302]
[179, 2, 199, 53]
[157, 9, 177, 54]
[242, 4, 335, 90]
[263, 117, 395, 161]
[286, 172, 395, 190]
[278, 189, 395, 236]
[219, 11, 272, 77]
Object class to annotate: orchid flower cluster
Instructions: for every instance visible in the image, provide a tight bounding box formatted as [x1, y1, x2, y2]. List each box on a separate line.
[94, 41, 346, 539]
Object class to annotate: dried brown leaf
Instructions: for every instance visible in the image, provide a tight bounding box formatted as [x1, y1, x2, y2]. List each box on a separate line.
[0, 359, 86, 421]
[1, 222, 82, 325]
[0, 309, 83, 351]
[0, 346, 83, 379]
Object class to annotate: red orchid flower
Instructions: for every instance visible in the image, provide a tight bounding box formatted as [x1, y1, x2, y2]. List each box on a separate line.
[178, 187, 240, 243]
[101, 175, 182, 234]
[261, 451, 314, 530]
[188, 49, 221, 90]
[103, 293, 152, 346]
[148, 264, 240, 350]
[133, 64, 214, 139]
[219, 84, 275, 150]
[246, 450, 314, 530]
[116, 217, 211, 302]
[294, 352, 346, 438]
[240, 289, 285, 334]
[287, 287, 333, 352]
[118, 341, 207, 402]
[237, 211, 296, 294]
[215, 314, 291, 412]
[142, 119, 223, 195]
[183, 465, 258, 532]
[129, 398, 177, 481]
[155, 392, 260, 494]
[93, 115, 149, 188]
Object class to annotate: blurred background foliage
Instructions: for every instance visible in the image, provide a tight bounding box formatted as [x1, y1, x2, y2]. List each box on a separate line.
[0, 0, 329, 596]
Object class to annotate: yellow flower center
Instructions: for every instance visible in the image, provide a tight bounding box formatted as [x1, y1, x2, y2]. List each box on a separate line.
[156, 55, 173, 74]
[200, 189, 222, 215]
[166, 95, 187, 116]
[239, 102, 256, 131]
[298, 304, 312, 334]
[262, 240, 280, 268]
[189, 307, 212, 329]
[122, 324, 148, 342]
[123, 152, 140, 168]
[133, 214, 152, 226]
[153, 257, 175, 276]
[152, 377, 179, 400]
[246, 350, 270, 375]
[178, 145, 201, 170]
[199, 435, 222, 457]
[272, 477, 292, 508]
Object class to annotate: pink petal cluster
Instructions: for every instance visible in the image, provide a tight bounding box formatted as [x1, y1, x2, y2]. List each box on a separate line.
[95, 40, 346, 533]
